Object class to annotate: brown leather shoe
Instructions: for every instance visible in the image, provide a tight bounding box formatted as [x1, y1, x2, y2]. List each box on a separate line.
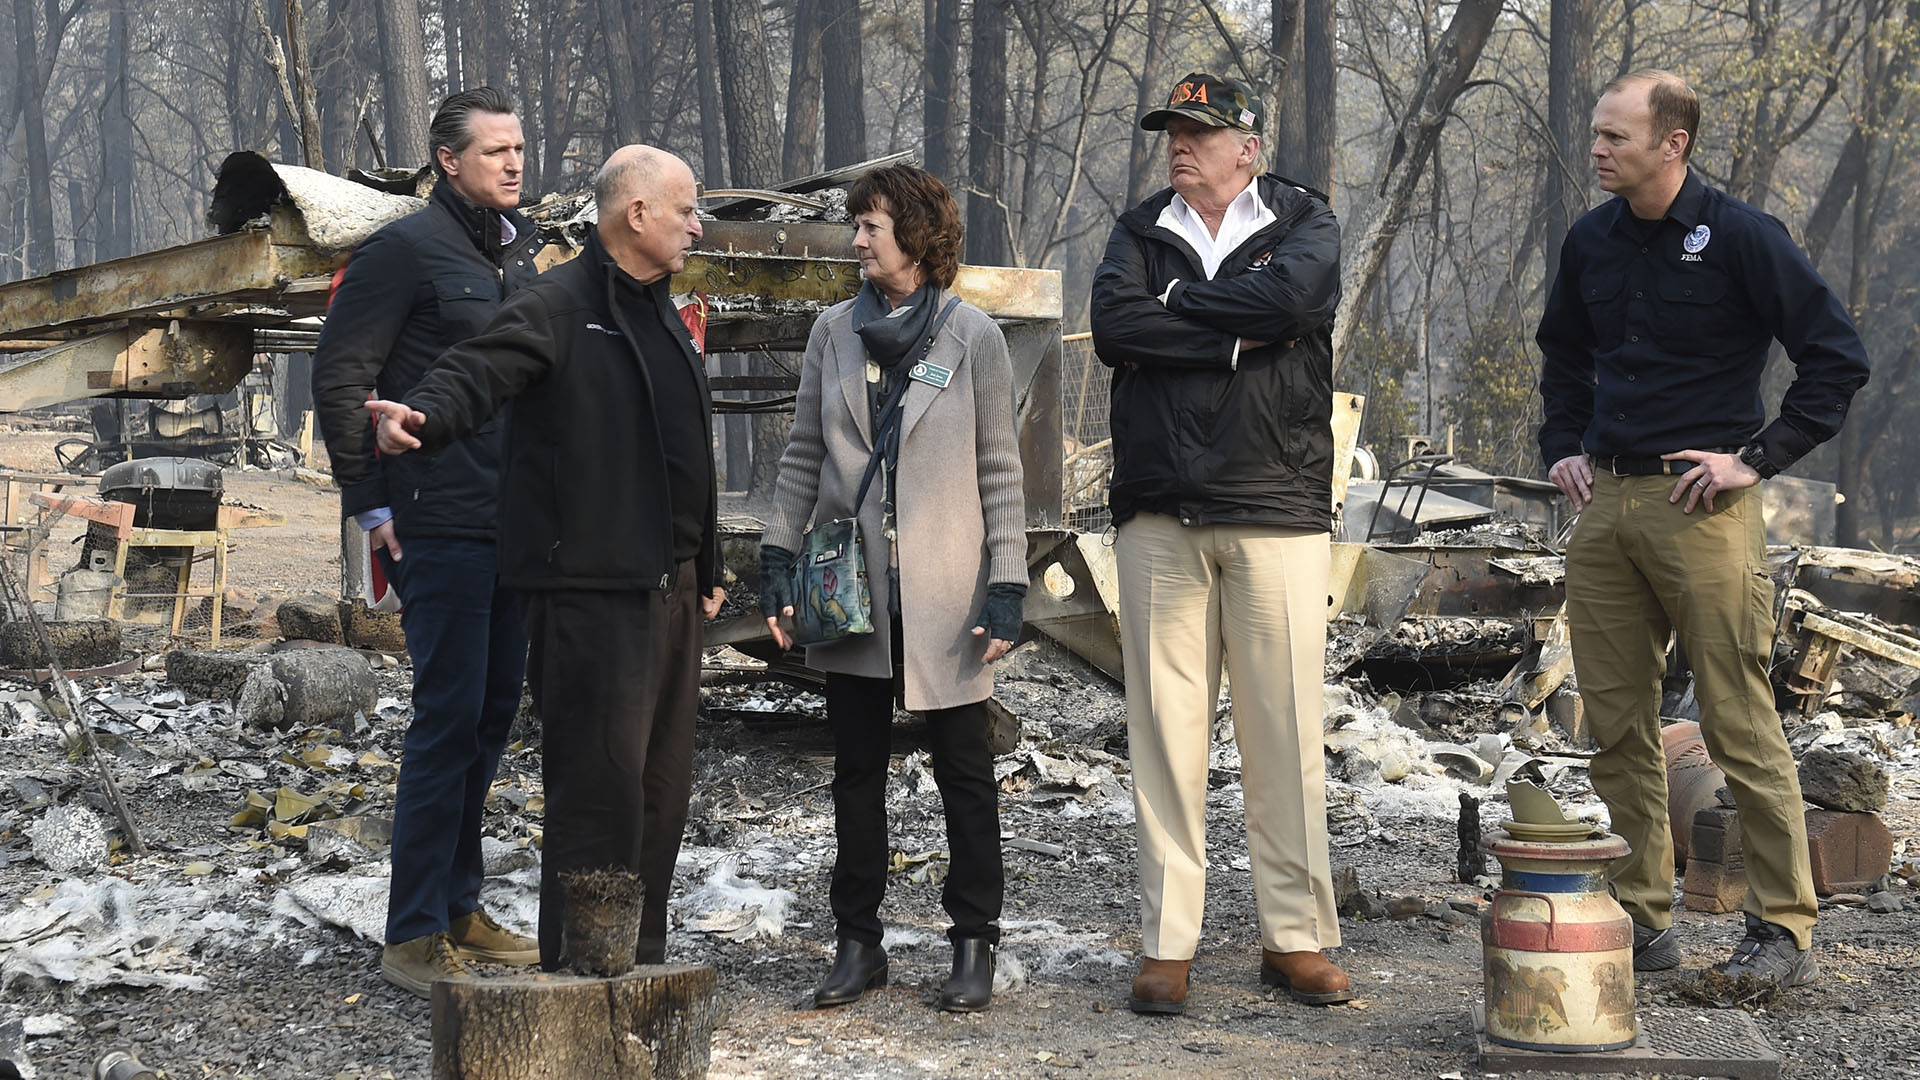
[1127, 957, 1191, 1015]
[1260, 949, 1353, 1005]
[449, 909, 540, 965]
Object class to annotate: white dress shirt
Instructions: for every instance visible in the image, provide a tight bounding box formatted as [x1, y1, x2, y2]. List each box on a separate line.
[1156, 176, 1275, 280]
[1154, 176, 1274, 367]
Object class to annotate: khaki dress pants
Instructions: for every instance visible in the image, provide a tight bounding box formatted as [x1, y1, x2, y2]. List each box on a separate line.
[1567, 473, 1816, 948]
[1117, 512, 1341, 958]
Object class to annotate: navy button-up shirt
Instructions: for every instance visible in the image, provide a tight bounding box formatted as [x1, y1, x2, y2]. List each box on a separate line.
[1536, 169, 1869, 471]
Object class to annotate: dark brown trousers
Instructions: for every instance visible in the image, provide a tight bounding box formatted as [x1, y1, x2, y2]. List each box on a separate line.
[521, 561, 702, 968]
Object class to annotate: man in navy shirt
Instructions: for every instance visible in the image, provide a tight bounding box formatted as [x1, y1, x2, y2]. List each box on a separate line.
[1537, 69, 1869, 989]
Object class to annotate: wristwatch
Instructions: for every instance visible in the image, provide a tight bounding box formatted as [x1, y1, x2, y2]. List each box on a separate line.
[1737, 442, 1779, 479]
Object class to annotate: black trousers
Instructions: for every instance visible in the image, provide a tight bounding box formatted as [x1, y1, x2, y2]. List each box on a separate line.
[826, 671, 1003, 946]
[521, 562, 701, 968]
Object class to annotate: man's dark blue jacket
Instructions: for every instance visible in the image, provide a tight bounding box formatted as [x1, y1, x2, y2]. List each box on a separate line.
[312, 180, 543, 538]
[1537, 168, 1869, 471]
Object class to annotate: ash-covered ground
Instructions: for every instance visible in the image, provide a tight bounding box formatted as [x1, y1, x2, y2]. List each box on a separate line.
[2, 628, 1918, 1080]
[2, 448, 1919, 1078]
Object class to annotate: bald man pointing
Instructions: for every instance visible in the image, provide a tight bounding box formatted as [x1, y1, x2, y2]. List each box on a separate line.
[369, 145, 720, 970]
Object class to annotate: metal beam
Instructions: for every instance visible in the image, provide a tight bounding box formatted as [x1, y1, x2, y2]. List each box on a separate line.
[0, 230, 342, 339]
[0, 321, 256, 412]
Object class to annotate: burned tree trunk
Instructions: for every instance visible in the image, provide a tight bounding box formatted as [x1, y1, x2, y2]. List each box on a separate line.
[1126, 0, 1169, 206]
[1330, 0, 1502, 370]
[1299, 0, 1336, 192]
[713, 0, 780, 186]
[923, 0, 960, 182]
[100, 1, 135, 260]
[966, 0, 1009, 265]
[376, 0, 432, 167]
[599, 0, 649, 145]
[285, 0, 327, 169]
[430, 965, 719, 1080]
[691, 0, 727, 184]
[11, 0, 56, 273]
[781, 0, 824, 177]
[820, 0, 866, 168]
[1541, 0, 1595, 280]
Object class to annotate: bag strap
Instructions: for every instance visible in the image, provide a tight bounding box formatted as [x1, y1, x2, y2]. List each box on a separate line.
[852, 295, 963, 512]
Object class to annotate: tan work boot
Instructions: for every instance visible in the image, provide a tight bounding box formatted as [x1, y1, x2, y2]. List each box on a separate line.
[449, 909, 540, 965]
[381, 932, 473, 998]
[1127, 957, 1192, 1015]
[1260, 948, 1353, 1005]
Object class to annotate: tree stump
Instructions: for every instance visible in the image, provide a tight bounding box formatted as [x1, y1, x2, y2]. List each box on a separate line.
[431, 965, 718, 1080]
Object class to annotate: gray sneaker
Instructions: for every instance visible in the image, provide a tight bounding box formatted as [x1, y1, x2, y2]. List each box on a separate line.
[1632, 922, 1680, 972]
[1713, 914, 1817, 988]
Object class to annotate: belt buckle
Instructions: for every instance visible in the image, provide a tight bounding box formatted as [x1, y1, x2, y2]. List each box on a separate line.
[1606, 455, 1627, 477]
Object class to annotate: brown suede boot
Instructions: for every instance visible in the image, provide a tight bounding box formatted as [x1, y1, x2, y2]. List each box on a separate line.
[1260, 949, 1353, 1005]
[1127, 957, 1192, 1015]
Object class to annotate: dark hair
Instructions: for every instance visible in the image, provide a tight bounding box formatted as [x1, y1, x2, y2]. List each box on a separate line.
[1603, 69, 1700, 161]
[845, 165, 964, 289]
[428, 87, 516, 177]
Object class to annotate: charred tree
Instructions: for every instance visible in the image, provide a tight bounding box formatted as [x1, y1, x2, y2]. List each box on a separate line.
[12, 0, 56, 273]
[534, 0, 584, 195]
[1126, 0, 1169, 206]
[1331, 0, 1502, 368]
[1270, 0, 1304, 180]
[100, 0, 134, 260]
[376, 0, 432, 167]
[442, 0, 463, 92]
[284, 0, 325, 168]
[1541, 0, 1594, 279]
[1298, 0, 1335, 192]
[599, 0, 649, 145]
[967, 0, 1009, 266]
[781, 0, 824, 177]
[820, 0, 866, 168]
[923, 0, 960, 182]
[691, 0, 727, 183]
[712, 0, 780, 186]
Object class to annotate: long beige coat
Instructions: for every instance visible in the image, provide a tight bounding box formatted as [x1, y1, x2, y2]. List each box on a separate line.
[762, 294, 1026, 711]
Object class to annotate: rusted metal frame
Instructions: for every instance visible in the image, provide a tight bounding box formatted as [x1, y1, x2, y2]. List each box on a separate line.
[0, 229, 342, 340]
[1377, 544, 1570, 618]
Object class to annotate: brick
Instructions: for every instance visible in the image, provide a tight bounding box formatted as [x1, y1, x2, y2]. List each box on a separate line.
[1804, 809, 1894, 896]
[1684, 806, 1748, 913]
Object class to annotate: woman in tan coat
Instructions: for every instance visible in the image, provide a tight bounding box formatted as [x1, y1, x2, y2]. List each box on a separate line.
[759, 164, 1026, 1013]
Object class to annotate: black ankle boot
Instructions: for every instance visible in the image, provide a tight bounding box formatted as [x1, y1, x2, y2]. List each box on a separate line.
[813, 939, 888, 1007]
[937, 938, 995, 1012]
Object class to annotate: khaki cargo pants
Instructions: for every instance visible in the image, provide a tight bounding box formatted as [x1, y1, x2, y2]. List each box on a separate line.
[1567, 472, 1816, 948]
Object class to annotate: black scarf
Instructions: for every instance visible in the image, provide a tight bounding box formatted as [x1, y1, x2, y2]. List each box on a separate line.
[851, 280, 940, 371]
[850, 279, 942, 620]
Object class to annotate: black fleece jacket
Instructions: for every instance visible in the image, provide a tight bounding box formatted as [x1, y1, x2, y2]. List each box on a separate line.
[400, 228, 718, 594]
[311, 180, 543, 539]
[1090, 175, 1342, 532]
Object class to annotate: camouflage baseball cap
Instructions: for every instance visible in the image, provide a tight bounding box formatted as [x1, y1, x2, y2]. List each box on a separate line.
[1140, 72, 1264, 133]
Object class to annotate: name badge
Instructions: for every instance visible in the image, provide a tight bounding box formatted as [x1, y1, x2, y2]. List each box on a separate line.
[909, 361, 953, 389]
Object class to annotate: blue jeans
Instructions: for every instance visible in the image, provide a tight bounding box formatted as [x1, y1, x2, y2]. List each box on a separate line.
[378, 536, 528, 944]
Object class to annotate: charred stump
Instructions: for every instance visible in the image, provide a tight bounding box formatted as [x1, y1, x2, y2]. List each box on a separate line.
[430, 965, 719, 1080]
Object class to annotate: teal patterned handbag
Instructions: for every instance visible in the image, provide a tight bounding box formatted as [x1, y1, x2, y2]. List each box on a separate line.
[788, 297, 960, 646]
[789, 515, 873, 645]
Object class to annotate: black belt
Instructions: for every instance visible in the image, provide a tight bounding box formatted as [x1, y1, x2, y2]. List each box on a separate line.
[1590, 448, 1741, 476]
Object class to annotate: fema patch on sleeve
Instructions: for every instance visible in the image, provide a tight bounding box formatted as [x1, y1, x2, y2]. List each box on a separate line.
[1682, 224, 1712, 254]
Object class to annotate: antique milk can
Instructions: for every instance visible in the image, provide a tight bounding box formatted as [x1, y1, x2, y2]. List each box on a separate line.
[1482, 829, 1637, 1052]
